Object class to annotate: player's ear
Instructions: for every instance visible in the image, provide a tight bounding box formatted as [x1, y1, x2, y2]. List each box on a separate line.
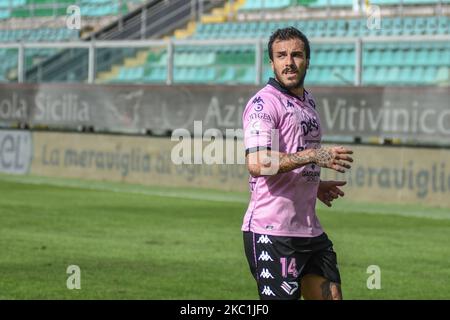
[270, 59, 274, 72]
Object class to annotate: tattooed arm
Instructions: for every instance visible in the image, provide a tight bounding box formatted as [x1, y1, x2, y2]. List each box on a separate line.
[246, 146, 353, 177]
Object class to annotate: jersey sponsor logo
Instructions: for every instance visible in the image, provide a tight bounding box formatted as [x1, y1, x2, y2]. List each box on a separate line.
[299, 109, 320, 138]
[301, 168, 320, 182]
[261, 286, 276, 296]
[257, 235, 272, 244]
[302, 170, 320, 177]
[251, 120, 261, 130]
[258, 251, 273, 261]
[260, 268, 274, 279]
[248, 112, 271, 122]
[281, 281, 299, 295]
[252, 96, 264, 112]
[248, 121, 261, 135]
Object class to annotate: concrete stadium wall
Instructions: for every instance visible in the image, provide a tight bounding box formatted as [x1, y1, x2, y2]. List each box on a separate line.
[1, 129, 450, 208]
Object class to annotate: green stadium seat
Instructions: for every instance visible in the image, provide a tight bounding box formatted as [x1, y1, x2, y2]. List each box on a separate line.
[363, 66, 377, 84]
[143, 66, 166, 83]
[414, 17, 428, 35]
[423, 66, 437, 83]
[216, 67, 236, 83]
[0, 9, 10, 19]
[307, 66, 320, 84]
[263, 67, 273, 81]
[435, 66, 450, 83]
[236, 66, 255, 83]
[437, 16, 449, 34]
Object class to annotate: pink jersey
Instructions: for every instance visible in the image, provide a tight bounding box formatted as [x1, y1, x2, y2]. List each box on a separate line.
[242, 78, 324, 237]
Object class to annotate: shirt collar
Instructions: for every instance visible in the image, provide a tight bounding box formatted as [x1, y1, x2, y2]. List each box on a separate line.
[267, 77, 306, 102]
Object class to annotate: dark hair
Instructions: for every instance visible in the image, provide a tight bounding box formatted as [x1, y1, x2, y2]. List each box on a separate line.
[268, 27, 310, 61]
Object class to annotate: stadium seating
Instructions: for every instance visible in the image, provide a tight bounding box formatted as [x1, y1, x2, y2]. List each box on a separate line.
[0, 0, 448, 86]
[0, 27, 80, 82]
[191, 16, 449, 39]
[238, 0, 450, 10]
[0, 0, 139, 81]
[0, 0, 131, 18]
[0, 28, 79, 42]
[102, 11, 449, 86]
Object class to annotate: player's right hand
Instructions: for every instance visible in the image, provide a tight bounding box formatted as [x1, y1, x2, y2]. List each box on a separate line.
[313, 146, 353, 173]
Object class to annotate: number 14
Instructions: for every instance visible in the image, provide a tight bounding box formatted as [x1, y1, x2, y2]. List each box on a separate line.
[280, 257, 298, 278]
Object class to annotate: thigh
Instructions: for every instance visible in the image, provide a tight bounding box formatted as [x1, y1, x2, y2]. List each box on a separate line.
[300, 274, 342, 300]
[243, 232, 308, 300]
[300, 245, 342, 300]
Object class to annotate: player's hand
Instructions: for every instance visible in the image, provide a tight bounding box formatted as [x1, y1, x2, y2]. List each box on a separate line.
[312, 146, 353, 173]
[317, 180, 346, 207]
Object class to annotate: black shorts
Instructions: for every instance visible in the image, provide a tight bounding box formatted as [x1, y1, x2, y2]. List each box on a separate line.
[243, 231, 341, 300]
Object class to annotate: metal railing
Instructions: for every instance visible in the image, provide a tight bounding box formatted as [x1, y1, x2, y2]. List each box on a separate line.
[1, 34, 449, 85]
[17, 0, 224, 83]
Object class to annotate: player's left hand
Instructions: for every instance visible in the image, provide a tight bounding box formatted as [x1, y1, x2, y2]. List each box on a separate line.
[317, 180, 346, 207]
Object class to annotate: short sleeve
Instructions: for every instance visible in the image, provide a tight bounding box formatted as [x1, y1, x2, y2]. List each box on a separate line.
[242, 93, 279, 155]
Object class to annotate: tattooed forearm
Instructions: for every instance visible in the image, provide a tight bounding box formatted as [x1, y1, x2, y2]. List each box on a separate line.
[247, 145, 352, 177]
[277, 150, 315, 174]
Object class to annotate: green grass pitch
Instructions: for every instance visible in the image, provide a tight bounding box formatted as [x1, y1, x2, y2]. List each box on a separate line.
[0, 173, 449, 299]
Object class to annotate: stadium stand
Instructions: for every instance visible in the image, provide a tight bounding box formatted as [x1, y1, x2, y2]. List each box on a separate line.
[0, 0, 148, 82]
[0, 0, 131, 19]
[0, 0, 449, 85]
[93, 0, 449, 86]
[16, 0, 225, 82]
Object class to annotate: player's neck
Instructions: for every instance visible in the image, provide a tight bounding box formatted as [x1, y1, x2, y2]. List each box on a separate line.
[273, 78, 305, 99]
[289, 86, 304, 98]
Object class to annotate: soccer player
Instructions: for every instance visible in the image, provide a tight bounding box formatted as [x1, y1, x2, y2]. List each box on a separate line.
[242, 27, 353, 300]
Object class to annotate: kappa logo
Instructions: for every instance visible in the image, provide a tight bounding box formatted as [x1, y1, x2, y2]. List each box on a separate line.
[260, 268, 274, 279]
[257, 235, 272, 244]
[252, 96, 264, 105]
[286, 100, 295, 109]
[281, 281, 299, 295]
[252, 96, 264, 112]
[261, 286, 276, 296]
[258, 251, 273, 261]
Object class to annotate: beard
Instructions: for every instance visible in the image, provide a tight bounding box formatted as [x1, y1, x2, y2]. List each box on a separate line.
[274, 67, 307, 90]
